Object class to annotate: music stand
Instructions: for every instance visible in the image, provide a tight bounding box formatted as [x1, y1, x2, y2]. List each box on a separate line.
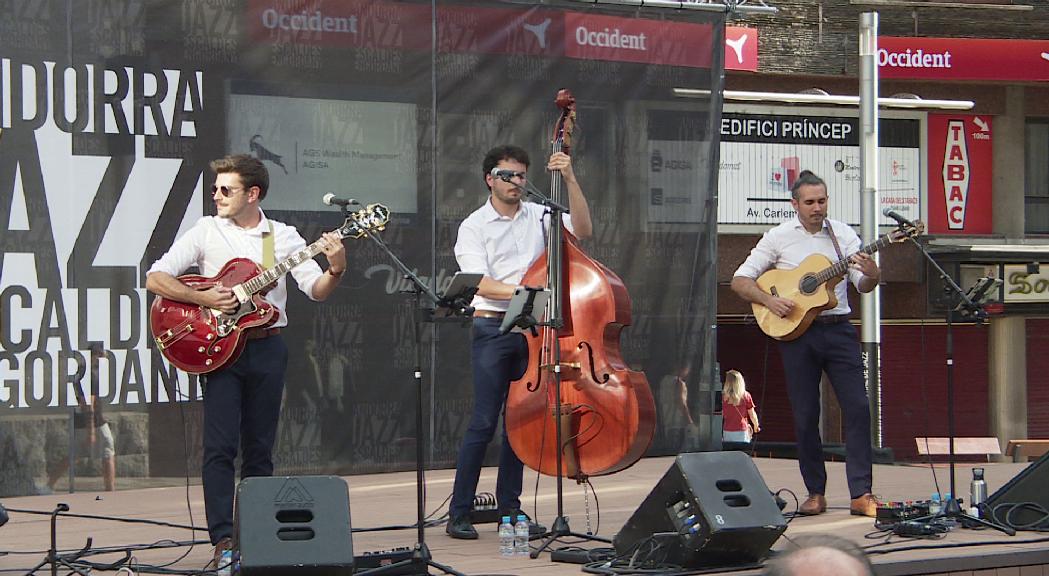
[434, 273, 481, 320]
[345, 210, 473, 576]
[906, 236, 1014, 536]
[499, 287, 550, 336]
[963, 277, 1001, 309]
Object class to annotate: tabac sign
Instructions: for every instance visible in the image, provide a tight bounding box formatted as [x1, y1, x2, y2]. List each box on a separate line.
[927, 114, 992, 234]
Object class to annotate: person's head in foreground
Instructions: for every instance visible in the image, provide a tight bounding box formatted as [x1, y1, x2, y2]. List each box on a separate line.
[763, 533, 873, 576]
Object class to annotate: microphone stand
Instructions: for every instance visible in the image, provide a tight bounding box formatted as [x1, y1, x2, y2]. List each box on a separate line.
[504, 175, 570, 215]
[905, 233, 1015, 536]
[20, 504, 93, 576]
[345, 206, 471, 576]
[501, 176, 611, 558]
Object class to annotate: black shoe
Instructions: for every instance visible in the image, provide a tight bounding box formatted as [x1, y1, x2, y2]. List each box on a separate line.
[446, 515, 478, 540]
[501, 510, 547, 539]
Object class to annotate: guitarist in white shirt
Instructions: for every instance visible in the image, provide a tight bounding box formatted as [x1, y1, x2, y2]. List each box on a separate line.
[146, 155, 346, 567]
[730, 170, 881, 518]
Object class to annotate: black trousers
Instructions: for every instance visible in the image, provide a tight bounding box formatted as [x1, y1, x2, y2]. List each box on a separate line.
[778, 321, 873, 499]
[201, 334, 288, 544]
[448, 318, 529, 519]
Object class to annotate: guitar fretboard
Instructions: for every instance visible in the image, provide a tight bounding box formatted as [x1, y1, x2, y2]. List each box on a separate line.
[233, 204, 387, 297]
[812, 234, 895, 286]
[241, 235, 339, 296]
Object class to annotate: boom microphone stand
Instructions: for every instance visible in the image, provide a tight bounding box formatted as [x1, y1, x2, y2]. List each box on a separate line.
[906, 232, 1014, 536]
[343, 204, 474, 576]
[500, 175, 611, 559]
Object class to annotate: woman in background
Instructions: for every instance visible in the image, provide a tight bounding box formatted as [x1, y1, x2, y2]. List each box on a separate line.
[722, 369, 760, 447]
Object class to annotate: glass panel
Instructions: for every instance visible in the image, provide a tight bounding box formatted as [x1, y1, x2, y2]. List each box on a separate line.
[1025, 122, 1049, 234]
[0, 0, 725, 495]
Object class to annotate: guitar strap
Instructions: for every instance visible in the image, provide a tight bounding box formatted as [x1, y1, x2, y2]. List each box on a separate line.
[825, 221, 846, 262]
[262, 221, 275, 269]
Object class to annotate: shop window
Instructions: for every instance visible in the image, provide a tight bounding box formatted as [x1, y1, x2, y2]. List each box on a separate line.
[1025, 121, 1049, 234]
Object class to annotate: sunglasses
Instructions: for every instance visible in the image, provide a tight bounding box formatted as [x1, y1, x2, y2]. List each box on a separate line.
[210, 185, 245, 197]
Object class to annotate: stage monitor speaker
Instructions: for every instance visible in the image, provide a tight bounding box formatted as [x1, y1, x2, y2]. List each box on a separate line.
[613, 452, 786, 569]
[985, 450, 1049, 529]
[237, 475, 354, 575]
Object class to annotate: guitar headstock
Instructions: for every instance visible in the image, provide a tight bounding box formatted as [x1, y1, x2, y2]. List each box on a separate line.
[339, 203, 391, 239]
[887, 219, 924, 242]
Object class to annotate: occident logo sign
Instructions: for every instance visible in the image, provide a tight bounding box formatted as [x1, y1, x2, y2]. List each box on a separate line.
[878, 48, 952, 69]
[562, 12, 711, 68]
[260, 8, 359, 34]
[574, 26, 647, 51]
[943, 120, 970, 230]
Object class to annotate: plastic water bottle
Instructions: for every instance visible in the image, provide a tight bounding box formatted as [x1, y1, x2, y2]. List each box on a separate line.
[929, 493, 942, 515]
[498, 515, 514, 558]
[514, 514, 530, 557]
[217, 548, 233, 576]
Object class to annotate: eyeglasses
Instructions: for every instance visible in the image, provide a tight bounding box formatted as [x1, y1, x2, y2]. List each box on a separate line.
[210, 185, 244, 197]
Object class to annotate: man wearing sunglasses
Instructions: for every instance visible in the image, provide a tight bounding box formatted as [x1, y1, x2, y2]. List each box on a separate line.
[446, 144, 593, 540]
[145, 154, 346, 567]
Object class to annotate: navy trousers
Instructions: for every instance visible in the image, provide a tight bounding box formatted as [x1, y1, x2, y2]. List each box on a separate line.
[201, 334, 288, 544]
[777, 321, 873, 499]
[449, 318, 529, 519]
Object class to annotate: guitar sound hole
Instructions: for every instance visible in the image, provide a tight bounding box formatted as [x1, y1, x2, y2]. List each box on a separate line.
[800, 275, 820, 295]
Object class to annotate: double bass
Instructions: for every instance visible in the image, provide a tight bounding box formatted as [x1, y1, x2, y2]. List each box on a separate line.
[505, 90, 656, 480]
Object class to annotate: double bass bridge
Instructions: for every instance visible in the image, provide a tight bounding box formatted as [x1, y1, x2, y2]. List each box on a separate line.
[540, 361, 582, 380]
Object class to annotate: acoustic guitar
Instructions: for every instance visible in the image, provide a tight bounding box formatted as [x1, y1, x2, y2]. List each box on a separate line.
[150, 203, 390, 374]
[752, 220, 923, 341]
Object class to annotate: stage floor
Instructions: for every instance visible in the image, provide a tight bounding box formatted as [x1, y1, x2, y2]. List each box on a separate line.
[2, 455, 1048, 575]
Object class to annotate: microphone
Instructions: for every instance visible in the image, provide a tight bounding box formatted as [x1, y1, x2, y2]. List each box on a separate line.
[490, 167, 518, 182]
[882, 208, 915, 227]
[322, 193, 358, 208]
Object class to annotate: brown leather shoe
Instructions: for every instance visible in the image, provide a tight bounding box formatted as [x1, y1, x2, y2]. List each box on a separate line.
[850, 493, 881, 517]
[208, 536, 233, 570]
[798, 494, 827, 515]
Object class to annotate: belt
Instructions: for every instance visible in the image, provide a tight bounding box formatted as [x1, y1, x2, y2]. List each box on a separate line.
[472, 310, 506, 319]
[813, 314, 850, 325]
[244, 327, 281, 340]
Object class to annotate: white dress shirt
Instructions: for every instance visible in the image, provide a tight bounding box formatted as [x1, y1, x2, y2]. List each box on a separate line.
[147, 209, 324, 327]
[733, 217, 865, 316]
[454, 198, 573, 312]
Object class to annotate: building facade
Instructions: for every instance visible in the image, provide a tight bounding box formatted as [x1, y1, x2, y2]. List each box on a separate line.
[715, 0, 1049, 459]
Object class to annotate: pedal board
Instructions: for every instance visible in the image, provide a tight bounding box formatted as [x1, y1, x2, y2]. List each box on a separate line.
[892, 520, 945, 536]
[354, 546, 414, 574]
[876, 501, 930, 523]
[469, 492, 500, 525]
[469, 508, 501, 525]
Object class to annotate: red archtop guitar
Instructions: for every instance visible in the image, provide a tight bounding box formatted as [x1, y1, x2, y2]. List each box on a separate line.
[150, 203, 390, 374]
[753, 220, 923, 341]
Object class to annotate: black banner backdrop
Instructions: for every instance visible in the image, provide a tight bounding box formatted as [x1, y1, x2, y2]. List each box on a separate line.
[0, 0, 723, 497]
